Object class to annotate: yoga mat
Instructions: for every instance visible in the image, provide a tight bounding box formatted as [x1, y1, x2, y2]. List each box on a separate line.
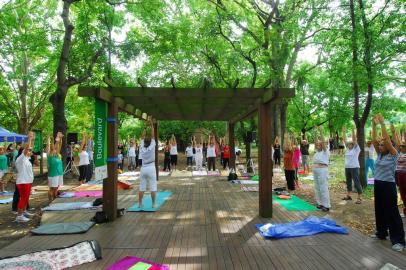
[272, 195, 318, 211]
[368, 178, 374, 185]
[73, 191, 102, 198]
[119, 171, 140, 177]
[0, 191, 14, 196]
[159, 171, 171, 176]
[34, 185, 75, 191]
[192, 170, 208, 176]
[230, 180, 258, 185]
[31, 222, 95, 235]
[207, 170, 220, 176]
[0, 240, 101, 269]
[256, 216, 348, 239]
[127, 191, 172, 212]
[171, 170, 192, 177]
[42, 201, 96, 211]
[59, 192, 75, 198]
[73, 184, 103, 191]
[87, 179, 103, 185]
[241, 186, 259, 192]
[106, 256, 169, 270]
[220, 170, 229, 176]
[118, 180, 132, 190]
[0, 197, 13, 204]
[301, 175, 314, 181]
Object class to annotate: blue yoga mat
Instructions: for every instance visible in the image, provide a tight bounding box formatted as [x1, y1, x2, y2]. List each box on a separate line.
[0, 197, 13, 204]
[0, 191, 14, 196]
[127, 191, 172, 212]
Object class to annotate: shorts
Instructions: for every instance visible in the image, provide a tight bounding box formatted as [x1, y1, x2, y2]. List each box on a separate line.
[48, 175, 63, 188]
[302, 155, 309, 166]
[140, 165, 157, 192]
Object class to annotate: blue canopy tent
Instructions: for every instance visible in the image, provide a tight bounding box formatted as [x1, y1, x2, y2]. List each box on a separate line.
[0, 126, 28, 143]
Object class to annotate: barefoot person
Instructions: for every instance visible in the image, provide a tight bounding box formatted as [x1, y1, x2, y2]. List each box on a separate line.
[273, 137, 281, 167]
[0, 140, 9, 193]
[139, 119, 157, 209]
[283, 133, 296, 193]
[342, 126, 362, 204]
[371, 115, 405, 252]
[394, 125, 406, 218]
[47, 132, 64, 202]
[292, 136, 301, 189]
[78, 134, 89, 185]
[207, 134, 217, 171]
[14, 131, 35, 222]
[313, 126, 331, 212]
[169, 134, 178, 171]
[194, 138, 204, 171]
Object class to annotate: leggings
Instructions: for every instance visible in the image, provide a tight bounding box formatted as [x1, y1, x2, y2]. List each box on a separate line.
[163, 157, 171, 171]
[285, 170, 295, 191]
[223, 158, 229, 169]
[208, 157, 216, 171]
[79, 165, 88, 181]
[170, 155, 177, 166]
[16, 183, 32, 210]
[273, 152, 281, 165]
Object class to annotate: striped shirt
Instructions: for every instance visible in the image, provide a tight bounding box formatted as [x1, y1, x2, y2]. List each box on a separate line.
[375, 153, 399, 182]
[396, 153, 406, 172]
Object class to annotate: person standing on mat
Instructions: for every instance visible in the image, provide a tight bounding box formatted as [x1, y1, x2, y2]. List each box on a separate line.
[207, 134, 217, 171]
[312, 126, 331, 212]
[273, 137, 281, 167]
[127, 141, 136, 171]
[169, 134, 178, 171]
[342, 126, 362, 204]
[0, 142, 9, 193]
[14, 131, 35, 222]
[185, 142, 193, 168]
[300, 137, 310, 174]
[365, 140, 376, 181]
[163, 141, 171, 172]
[194, 138, 204, 171]
[283, 133, 296, 193]
[394, 125, 406, 218]
[292, 136, 301, 189]
[371, 114, 405, 252]
[46, 132, 64, 202]
[78, 134, 89, 185]
[139, 119, 157, 209]
[223, 142, 230, 170]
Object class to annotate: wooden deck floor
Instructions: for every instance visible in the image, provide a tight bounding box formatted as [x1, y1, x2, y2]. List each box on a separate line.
[0, 175, 405, 269]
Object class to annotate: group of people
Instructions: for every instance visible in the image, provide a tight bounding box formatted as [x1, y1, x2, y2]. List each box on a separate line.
[278, 115, 405, 251]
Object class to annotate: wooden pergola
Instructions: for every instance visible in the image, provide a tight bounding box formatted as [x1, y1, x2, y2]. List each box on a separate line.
[78, 84, 294, 221]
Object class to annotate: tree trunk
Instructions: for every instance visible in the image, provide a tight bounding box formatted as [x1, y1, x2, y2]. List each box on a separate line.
[356, 124, 367, 187]
[280, 101, 288, 140]
[50, 87, 68, 165]
[245, 139, 252, 173]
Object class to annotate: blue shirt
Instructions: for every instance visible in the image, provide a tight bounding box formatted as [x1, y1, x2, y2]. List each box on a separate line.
[375, 153, 399, 182]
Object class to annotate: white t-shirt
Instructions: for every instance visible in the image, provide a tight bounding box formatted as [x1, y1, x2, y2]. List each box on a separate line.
[185, 146, 194, 157]
[79, 151, 90, 166]
[207, 145, 216, 158]
[345, 144, 361, 168]
[140, 139, 156, 167]
[170, 144, 178, 155]
[128, 146, 136, 157]
[15, 154, 33, 184]
[195, 146, 203, 157]
[313, 149, 330, 165]
[364, 145, 375, 160]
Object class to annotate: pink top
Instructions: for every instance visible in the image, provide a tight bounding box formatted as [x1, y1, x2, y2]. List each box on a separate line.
[293, 148, 301, 168]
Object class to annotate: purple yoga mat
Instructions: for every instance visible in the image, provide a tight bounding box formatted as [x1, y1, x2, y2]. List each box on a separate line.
[106, 256, 169, 270]
[368, 178, 374, 185]
[73, 191, 103, 198]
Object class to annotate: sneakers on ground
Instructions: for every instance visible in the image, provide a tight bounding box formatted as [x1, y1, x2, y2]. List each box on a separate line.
[15, 215, 30, 223]
[391, 243, 404, 252]
[23, 211, 35, 217]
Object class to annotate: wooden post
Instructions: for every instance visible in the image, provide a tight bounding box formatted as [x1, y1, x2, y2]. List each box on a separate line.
[228, 122, 236, 170]
[104, 99, 118, 221]
[154, 121, 159, 181]
[258, 101, 273, 218]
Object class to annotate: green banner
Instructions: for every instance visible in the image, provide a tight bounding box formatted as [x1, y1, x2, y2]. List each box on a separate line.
[94, 99, 107, 180]
[33, 130, 42, 153]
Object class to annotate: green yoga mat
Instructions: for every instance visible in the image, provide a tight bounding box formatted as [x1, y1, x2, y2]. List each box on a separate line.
[127, 191, 172, 212]
[272, 195, 318, 211]
[251, 175, 259, 181]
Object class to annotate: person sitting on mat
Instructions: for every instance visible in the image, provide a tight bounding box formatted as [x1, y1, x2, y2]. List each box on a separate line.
[342, 126, 362, 204]
[207, 134, 217, 171]
[169, 134, 178, 171]
[139, 119, 157, 209]
[313, 126, 331, 212]
[283, 133, 296, 193]
[14, 131, 35, 222]
[47, 132, 64, 202]
[371, 114, 405, 252]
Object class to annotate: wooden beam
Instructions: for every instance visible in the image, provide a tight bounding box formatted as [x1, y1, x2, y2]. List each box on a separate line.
[228, 122, 236, 170]
[104, 99, 118, 221]
[258, 101, 273, 218]
[262, 88, 295, 103]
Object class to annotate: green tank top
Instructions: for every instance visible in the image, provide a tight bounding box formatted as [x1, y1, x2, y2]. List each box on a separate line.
[47, 155, 63, 177]
[0, 155, 7, 170]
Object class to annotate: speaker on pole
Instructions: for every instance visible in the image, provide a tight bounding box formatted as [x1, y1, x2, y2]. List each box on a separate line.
[67, 133, 78, 144]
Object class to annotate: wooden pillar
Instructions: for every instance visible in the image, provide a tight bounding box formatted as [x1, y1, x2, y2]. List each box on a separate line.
[154, 121, 159, 181]
[104, 99, 118, 221]
[258, 101, 273, 218]
[228, 122, 236, 170]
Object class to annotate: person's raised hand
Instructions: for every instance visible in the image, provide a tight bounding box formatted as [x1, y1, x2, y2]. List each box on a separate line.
[377, 114, 385, 124]
[28, 131, 34, 139]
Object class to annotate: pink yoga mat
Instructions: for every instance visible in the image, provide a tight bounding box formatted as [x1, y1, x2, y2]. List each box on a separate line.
[74, 191, 103, 198]
[106, 256, 169, 270]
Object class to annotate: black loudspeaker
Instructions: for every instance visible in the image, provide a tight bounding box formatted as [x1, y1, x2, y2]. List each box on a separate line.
[247, 131, 257, 142]
[67, 133, 78, 144]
